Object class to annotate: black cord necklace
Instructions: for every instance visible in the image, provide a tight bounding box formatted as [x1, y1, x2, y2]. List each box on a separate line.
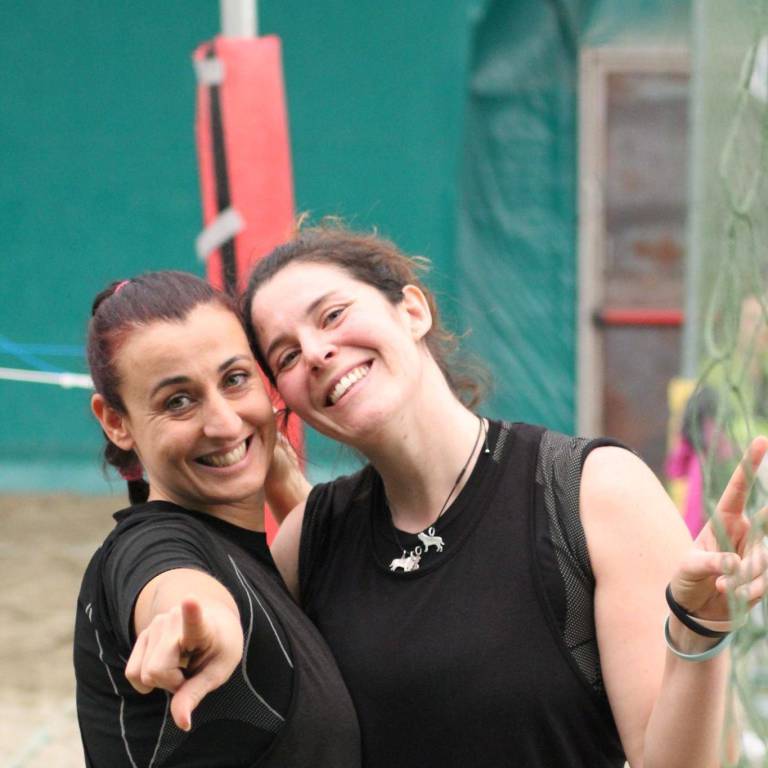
[389, 415, 489, 572]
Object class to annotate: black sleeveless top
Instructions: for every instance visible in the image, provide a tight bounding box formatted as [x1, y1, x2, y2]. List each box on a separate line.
[75, 501, 361, 767]
[299, 421, 626, 768]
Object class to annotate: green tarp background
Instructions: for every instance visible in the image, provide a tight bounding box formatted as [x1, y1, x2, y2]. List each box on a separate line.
[457, 0, 689, 431]
[0, 1, 471, 490]
[0, 0, 690, 491]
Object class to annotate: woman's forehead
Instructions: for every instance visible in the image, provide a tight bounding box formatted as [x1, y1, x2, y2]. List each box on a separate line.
[250, 262, 379, 336]
[259, 260, 386, 308]
[262, 261, 357, 294]
[117, 305, 251, 380]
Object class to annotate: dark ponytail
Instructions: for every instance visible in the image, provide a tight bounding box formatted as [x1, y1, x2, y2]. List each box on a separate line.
[105, 440, 149, 505]
[87, 272, 237, 504]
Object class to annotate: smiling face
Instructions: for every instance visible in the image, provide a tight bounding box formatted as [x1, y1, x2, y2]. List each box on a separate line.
[250, 262, 433, 446]
[93, 303, 275, 519]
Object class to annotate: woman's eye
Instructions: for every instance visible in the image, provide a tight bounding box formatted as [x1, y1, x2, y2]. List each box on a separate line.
[166, 394, 193, 412]
[277, 349, 299, 372]
[322, 307, 344, 327]
[224, 371, 249, 388]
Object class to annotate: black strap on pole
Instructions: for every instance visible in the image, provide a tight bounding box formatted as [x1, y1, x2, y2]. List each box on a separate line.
[206, 42, 238, 296]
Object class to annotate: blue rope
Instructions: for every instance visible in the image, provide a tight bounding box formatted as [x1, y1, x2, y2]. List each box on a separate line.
[0, 336, 73, 373]
[6, 342, 85, 356]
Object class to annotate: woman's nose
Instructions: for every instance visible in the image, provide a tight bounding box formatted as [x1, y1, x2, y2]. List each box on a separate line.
[202, 393, 242, 439]
[303, 334, 337, 370]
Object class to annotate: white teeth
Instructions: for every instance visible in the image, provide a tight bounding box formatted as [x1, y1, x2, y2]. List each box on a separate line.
[329, 365, 370, 405]
[198, 441, 247, 468]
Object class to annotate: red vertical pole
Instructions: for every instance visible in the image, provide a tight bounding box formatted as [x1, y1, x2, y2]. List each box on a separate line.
[193, 20, 300, 541]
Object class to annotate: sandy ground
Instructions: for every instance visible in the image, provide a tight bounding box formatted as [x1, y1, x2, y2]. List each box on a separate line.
[0, 494, 120, 768]
[2, 494, 764, 768]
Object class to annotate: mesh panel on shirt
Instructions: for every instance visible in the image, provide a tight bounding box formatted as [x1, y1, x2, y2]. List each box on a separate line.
[536, 429, 603, 694]
[150, 559, 289, 766]
[151, 668, 285, 766]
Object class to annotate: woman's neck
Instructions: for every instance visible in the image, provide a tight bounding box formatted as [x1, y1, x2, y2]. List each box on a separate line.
[206, 501, 267, 532]
[360, 378, 485, 533]
[148, 488, 267, 532]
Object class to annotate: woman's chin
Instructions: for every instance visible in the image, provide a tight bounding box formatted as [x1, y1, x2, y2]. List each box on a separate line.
[184, 464, 268, 513]
[322, 413, 395, 450]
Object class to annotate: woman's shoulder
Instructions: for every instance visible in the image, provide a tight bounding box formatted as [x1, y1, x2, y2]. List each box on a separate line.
[493, 422, 635, 530]
[491, 420, 631, 473]
[296, 466, 377, 603]
[306, 464, 378, 520]
[98, 503, 224, 609]
[535, 428, 629, 480]
[102, 501, 217, 565]
[108, 499, 205, 536]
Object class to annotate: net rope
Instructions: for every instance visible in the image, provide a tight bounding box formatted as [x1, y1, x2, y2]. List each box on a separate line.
[691, 2, 768, 762]
[0, 336, 91, 388]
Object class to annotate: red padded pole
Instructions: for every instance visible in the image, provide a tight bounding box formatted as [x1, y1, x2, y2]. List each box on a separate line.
[194, 34, 300, 542]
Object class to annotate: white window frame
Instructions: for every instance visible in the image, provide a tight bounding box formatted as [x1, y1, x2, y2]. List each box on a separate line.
[577, 46, 690, 437]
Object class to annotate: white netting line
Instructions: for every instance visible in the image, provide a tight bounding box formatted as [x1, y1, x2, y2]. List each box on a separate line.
[0, 366, 93, 389]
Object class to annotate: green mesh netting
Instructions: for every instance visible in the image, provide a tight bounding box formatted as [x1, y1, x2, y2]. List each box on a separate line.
[688, 1, 768, 763]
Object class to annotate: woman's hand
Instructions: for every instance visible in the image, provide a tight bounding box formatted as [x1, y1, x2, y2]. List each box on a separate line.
[125, 595, 244, 731]
[669, 436, 768, 622]
[264, 429, 311, 524]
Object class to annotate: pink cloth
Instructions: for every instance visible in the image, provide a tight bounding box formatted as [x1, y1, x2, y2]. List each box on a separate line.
[665, 437, 705, 537]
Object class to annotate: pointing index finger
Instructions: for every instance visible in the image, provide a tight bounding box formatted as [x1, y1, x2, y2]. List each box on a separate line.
[179, 596, 207, 657]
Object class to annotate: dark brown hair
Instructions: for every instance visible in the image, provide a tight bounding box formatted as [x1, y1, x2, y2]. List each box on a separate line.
[242, 225, 487, 408]
[87, 271, 238, 503]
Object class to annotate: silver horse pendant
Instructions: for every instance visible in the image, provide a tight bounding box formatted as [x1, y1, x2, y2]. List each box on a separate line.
[389, 525, 447, 572]
[389, 549, 422, 572]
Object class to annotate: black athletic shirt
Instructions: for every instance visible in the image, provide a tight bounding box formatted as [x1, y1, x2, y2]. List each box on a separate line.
[299, 421, 627, 768]
[74, 500, 361, 768]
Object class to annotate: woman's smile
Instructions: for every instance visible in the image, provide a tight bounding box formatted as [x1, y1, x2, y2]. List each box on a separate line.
[195, 436, 251, 468]
[326, 363, 372, 406]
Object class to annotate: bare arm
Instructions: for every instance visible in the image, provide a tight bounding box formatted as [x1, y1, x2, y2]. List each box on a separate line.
[269, 501, 307, 601]
[126, 569, 243, 731]
[582, 438, 768, 768]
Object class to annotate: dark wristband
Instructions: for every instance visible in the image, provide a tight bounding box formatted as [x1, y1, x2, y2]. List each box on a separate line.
[665, 584, 730, 639]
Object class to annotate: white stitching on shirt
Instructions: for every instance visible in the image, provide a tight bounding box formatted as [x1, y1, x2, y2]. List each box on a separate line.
[85, 603, 143, 768]
[229, 556, 290, 718]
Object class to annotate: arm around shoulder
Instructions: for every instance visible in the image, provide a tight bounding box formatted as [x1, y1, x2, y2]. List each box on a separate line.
[264, 432, 312, 524]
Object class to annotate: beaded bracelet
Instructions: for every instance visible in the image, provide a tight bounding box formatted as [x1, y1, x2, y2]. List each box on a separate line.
[664, 616, 733, 662]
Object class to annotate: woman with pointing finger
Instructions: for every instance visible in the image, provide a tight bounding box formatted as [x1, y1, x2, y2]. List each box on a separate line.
[74, 272, 360, 767]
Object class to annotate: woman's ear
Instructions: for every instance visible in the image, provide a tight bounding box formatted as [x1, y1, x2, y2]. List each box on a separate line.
[401, 284, 433, 341]
[91, 394, 134, 451]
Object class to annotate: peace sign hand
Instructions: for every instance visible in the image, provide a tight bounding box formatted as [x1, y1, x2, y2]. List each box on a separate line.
[669, 436, 768, 623]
